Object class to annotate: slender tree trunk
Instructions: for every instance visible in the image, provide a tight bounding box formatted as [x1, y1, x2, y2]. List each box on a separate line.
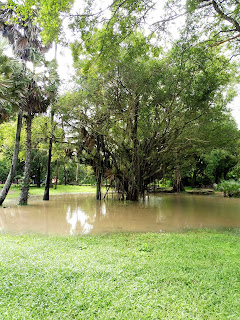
[96, 169, 102, 200]
[0, 110, 23, 206]
[54, 158, 59, 189]
[43, 111, 54, 200]
[43, 136, 52, 200]
[19, 113, 33, 205]
[63, 159, 67, 185]
[36, 163, 41, 188]
[96, 135, 102, 200]
[76, 163, 79, 184]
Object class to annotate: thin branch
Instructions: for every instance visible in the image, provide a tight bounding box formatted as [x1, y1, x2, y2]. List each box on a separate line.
[152, 0, 212, 26]
[151, 12, 187, 26]
[211, 32, 240, 46]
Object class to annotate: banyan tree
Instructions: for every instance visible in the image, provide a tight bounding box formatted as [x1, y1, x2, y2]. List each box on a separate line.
[59, 31, 237, 201]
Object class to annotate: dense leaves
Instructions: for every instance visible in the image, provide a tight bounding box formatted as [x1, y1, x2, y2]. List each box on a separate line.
[59, 29, 239, 199]
[1, 0, 240, 201]
[2, 0, 74, 44]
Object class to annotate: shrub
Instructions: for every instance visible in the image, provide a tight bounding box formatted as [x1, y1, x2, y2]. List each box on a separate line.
[215, 179, 240, 197]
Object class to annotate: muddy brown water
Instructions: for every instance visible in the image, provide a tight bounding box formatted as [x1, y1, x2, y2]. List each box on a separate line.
[0, 193, 240, 235]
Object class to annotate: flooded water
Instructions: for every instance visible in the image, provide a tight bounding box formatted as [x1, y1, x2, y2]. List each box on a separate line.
[0, 193, 240, 235]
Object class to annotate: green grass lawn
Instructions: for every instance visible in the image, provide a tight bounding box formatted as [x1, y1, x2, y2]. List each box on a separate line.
[0, 184, 97, 199]
[0, 230, 240, 319]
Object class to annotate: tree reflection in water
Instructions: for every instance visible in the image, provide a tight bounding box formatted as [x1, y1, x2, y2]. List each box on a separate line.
[66, 206, 94, 235]
[1, 194, 240, 235]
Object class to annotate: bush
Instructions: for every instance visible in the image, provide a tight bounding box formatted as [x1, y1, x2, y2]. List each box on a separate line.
[215, 179, 240, 197]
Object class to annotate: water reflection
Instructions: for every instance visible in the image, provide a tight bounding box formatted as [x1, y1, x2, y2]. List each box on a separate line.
[0, 193, 240, 235]
[66, 206, 94, 235]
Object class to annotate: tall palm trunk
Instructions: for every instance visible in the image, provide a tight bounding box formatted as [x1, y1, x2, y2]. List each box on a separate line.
[19, 112, 33, 205]
[43, 111, 54, 200]
[0, 110, 23, 205]
[43, 136, 53, 200]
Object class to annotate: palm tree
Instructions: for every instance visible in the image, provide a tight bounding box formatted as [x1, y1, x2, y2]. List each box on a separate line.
[0, 2, 49, 62]
[18, 77, 50, 205]
[0, 47, 28, 205]
[0, 2, 52, 205]
[0, 41, 25, 119]
[42, 59, 59, 201]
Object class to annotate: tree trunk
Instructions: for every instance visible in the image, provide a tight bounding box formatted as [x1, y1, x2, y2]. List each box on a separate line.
[63, 162, 67, 185]
[96, 170, 102, 200]
[173, 165, 185, 192]
[126, 182, 139, 201]
[96, 135, 102, 200]
[43, 111, 54, 201]
[36, 163, 41, 188]
[54, 158, 59, 189]
[0, 110, 23, 206]
[76, 163, 79, 184]
[191, 170, 197, 188]
[19, 113, 33, 205]
[43, 136, 52, 200]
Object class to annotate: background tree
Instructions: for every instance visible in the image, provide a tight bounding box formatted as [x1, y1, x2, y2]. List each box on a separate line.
[59, 30, 237, 200]
[171, 109, 240, 188]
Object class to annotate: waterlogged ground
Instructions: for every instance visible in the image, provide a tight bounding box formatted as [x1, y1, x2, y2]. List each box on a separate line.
[1, 193, 240, 235]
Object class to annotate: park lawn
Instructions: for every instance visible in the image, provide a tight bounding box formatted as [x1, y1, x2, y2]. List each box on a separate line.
[0, 184, 97, 199]
[0, 230, 240, 319]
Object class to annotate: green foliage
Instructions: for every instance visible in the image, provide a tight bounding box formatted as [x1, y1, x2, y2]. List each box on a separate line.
[1, 0, 240, 196]
[228, 162, 240, 180]
[60, 30, 238, 198]
[182, 0, 240, 52]
[216, 179, 240, 197]
[70, 0, 156, 62]
[0, 43, 28, 120]
[0, 117, 25, 163]
[0, 158, 8, 181]
[204, 149, 237, 184]
[4, 0, 74, 44]
[79, 165, 96, 185]
[0, 231, 240, 319]
[178, 109, 240, 188]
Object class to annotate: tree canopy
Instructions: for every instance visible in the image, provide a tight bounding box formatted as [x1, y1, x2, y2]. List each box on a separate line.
[0, 0, 240, 202]
[57, 28, 239, 199]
